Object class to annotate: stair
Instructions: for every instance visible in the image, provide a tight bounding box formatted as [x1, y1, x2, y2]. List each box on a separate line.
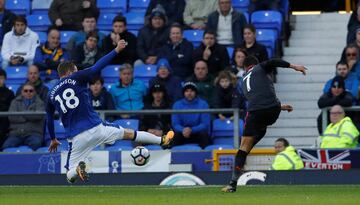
[255, 12, 350, 148]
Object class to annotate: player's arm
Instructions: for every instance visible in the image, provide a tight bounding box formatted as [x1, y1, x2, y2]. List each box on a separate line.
[261, 59, 307, 75]
[46, 100, 60, 152]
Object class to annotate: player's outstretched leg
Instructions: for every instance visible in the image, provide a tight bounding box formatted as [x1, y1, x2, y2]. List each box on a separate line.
[66, 161, 89, 183]
[160, 130, 174, 148]
[124, 129, 174, 149]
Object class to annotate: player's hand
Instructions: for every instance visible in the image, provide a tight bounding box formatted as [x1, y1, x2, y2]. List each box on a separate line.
[281, 104, 293, 112]
[115, 39, 127, 53]
[48, 139, 61, 153]
[291, 64, 307, 75]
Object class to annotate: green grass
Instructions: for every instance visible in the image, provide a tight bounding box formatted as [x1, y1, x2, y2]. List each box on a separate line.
[0, 185, 359, 205]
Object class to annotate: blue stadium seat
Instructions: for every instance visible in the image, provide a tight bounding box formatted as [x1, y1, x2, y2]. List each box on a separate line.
[100, 30, 111, 36]
[128, 30, 139, 36]
[212, 118, 244, 138]
[31, 0, 52, 15]
[256, 29, 277, 58]
[133, 64, 157, 86]
[111, 140, 133, 147]
[105, 145, 133, 151]
[113, 119, 139, 130]
[98, 13, 117, 31]
[5, 66, 28, 84]
[44, 80, 59, 89]
[226, 46, 234, 58]
[280, 0, 290, 17]
[251, 10, 283, 35]
[26, 14, 51, 32]
[183, 30, 204, 47]
[204, 144, 234, 151]
[213, 137, 233, 146]
[171, 144, 202, 151]
[103, 83, 113, 91]
[101, 65, 121, 83]
[145, 145, 163, 150]
[37, 31, 47, 44]
[232, 0, 249, 12]
[243, 11, 249, 23]
[123, 11, 146, 30]
[6, 0, 30, 15]
[36, 146, 67, 152]
[7, 84, 21, 94]
[129, 0, 151, 12]
[45, 120, 66, 142]
[60, 31, 76, 47]
[3, 146, 33, 153]
[97, 0, 127, 14]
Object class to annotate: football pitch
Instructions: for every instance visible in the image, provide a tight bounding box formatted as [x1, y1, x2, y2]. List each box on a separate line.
[0, 185, 359, 205]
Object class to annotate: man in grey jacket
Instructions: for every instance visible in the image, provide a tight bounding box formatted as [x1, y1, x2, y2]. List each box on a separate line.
[1, 83, 45, 151]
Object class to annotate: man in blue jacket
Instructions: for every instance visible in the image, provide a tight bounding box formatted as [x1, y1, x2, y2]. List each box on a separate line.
[171, 82, 211, 148]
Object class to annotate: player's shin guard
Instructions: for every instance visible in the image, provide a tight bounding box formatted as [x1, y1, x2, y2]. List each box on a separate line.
[231, 149, 249, 182]
[133, 131, 161, 144]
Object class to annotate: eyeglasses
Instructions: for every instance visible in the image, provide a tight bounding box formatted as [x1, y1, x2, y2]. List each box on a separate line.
[23, 89, 34, 93]
[330, 112, 343, 115]
[346, 53, 357, 57]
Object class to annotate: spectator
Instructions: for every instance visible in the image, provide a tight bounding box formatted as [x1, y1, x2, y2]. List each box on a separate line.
[228, 47, 248, 78]
[33, 27, 70, 82]
[0, 69, 15, 147]
[140, 83, 172, 137]
[323, 61, 359, 99]
[48, 0, 99, 31]
[317, 76, 354, 134]
[16, 65, 48, 103]
[347, 3, 360, 44]
[136, 7, 169, 65]
[0, 0, 16, 47]
[1, 16, 39, 69]
[239, 24, 268, 63]
[89, 75, 114, 110]
[145, 0, 186, 25]
[149, 58, 183, 102]
[213, 70, 246, 120]
[66, 14, 106, 52]
[340, 44, 359, 71]
[109, 64, 147, 118]
[183, 0, 218, 30]
[102, 15, 137, 65]
[158, 23, 193, 80]
[249, 0, 281, 13]
[171, 82, 211, 148]
[71, 31, 102, 70]
[207, 0, 247, 46]
[1, 83, 45, 151]
[193, 30, 230, 76]
[320, 105, 359, 148]
[186, 60, 215, 106]
[271, 138, 304, 170]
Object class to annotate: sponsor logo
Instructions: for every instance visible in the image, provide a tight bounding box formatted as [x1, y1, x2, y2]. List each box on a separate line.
[298, 149, 351, 170]
[237, 171, 267, 185]
[160, 173, 206, 186]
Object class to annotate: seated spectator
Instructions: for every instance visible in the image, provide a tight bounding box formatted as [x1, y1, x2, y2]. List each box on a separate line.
[271, 138, 304, 170]
[187, 60, 215, 106]
[347, 3, 360, 44]
[171, 82, 211, 148]
[71, 31, 102, 70]
[149, 58, 183, 102]
[0, 0, 16, 48]
[1, 16, 39, 69]
[228, 47, 248, 78]
[102, 15, 137, 65]
[0, 69, 15, 147]
[323, 61, 359, 99]
[1, 83, 45, 151]
[16, 65, 48, 103]
[213, 70, 246, 120]
[33, 27, 70, 82]
[317, 76, 354, 134]
[193, 30, 230, 76]
[207, 0, 247, 46]
[145, 0, 186, 25]
[249, 0, 281, 13]
[140, 83, 172, 137]
[66, 14, 106, 52]
[320, 105, 359, 148]
[183, 0, 218, 30]
[109, 64, 147, 118]
[136, 7, 169, 65]
[48, 0, 99, 31]
[158, 23, 193, 80]
[239, 24, 268, 63]
[89, 76, 115, 111]
[340, 44, 359, 70]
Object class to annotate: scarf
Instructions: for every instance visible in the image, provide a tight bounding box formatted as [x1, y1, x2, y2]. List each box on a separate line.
[82, 44, 97, 65]
[41, 43, 63, 61]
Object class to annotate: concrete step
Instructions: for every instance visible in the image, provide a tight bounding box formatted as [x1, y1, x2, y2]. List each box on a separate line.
[295, 22, 347, 31]
[277, 65, 336, 74]
[275, 83, 325, 92]
[255, 135, 317, 148]
[277, 101, 318, 109]
[289, 38, 345, 48]
[266, 127, 317, 137]
[276, 109, 320, 118]
[283, 55, 340, 65]
[284, 47, 342, 56]
[291, 30, 346, 39]
[294, 13, 350, 23]
[273, 118, 317, 128]
[277, 91, 321, 101]
[277, 73, 333, 83]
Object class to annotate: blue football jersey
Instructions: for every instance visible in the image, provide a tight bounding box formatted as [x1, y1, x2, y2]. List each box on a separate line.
[46, 50, 117, 139]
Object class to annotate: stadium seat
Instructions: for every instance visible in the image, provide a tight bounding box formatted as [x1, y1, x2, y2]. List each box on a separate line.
[226, 46, 234, 58]
[204, 144, 234, 151]
[183, 30, 204, 47]
[105, 145, 133, 151]
[98, 13, 118, 31]
[251, 10, 283, 35]
[243, 11, 249, 23]
[97, 0, 127, 14]
[128, 30, 139, 36]
[171, 144, 202, 151]
[26, 14, 51, 32]
[100, 30, 111, 36]
[45, 120, 66, 142]
[113, 119, 139, 131]
[144, 145, 163, 150]
[232, 0, 249, 12]
[101, 65, 121, 83]
[60, 31, 76, 48]
[123, 11, 146, 30]
[37, 31, 47, 44]
[212, 118, 244, 137]
[31, 0, 52, 15]
[5, 0, 30, 15]
[5, 66, 28, 84]
[129, 0, 151, 12]
[36, 146, 67, 152]
[213, 137, 234, 146]
[44, 80, 59, 90]
[3, 146, 33, 153]
[256, 29, 277, 58]
[133, 64, 157, 86]
[111, 140, 133, 147]
[7, 84, 21, 94]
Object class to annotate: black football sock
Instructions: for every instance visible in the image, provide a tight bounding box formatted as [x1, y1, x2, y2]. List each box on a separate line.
[230, 149, 249, 183]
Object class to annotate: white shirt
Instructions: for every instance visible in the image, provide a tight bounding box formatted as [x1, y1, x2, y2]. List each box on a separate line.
[217, 9, 233, 45]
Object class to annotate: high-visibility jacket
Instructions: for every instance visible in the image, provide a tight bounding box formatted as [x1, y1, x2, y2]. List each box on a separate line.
[271, 146, 304, 170]
[320, 117, 359, 149]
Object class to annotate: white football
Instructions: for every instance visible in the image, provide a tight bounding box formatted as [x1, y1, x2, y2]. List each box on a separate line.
[130, 146, 150, 166]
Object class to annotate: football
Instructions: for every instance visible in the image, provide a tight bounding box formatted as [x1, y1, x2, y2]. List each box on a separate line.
[130, 146, 150, 166]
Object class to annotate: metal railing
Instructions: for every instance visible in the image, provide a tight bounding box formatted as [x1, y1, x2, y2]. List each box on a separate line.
[0, 108, 242, 148]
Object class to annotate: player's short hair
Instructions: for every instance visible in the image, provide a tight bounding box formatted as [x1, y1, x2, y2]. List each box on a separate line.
[119, 63, 133, 73]
[57, 61, 77, 77]
[89, 75, 104, 85]
[275, 138, 289, 147]
[243, 55, 259, 68]
[112, 15, 127, 26]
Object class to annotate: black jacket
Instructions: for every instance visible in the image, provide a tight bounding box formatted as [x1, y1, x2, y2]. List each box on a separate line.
[0, 9, 16, 46]
[145, 0, 186, 25]
[137, 25, 169, 61]
[140, 100, 172, 133]
[213, 85, 246, 111]
[71, 43, 103, 70]
[318, 91, 354, 109]
[239, 41, 268, 63]
[0, 86, 15, 136]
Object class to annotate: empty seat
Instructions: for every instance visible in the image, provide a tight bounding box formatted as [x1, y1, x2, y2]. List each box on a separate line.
[97, 13, 117, 31]
[31, 0, 52, 15]
[113, 119, 139, 130]
[256, 29, 277, 58]
[232, 0, 249, 12]
[101, 64, 121, 83]
[97, 0, 127, 14]
[60, 31, 76, 47]
[3, 146, 33, 153]
[6, 0, 30, 15]
[144, 145, 163, 150]
[212, 118, 244, 138]
[5, 66, 28, 84]
[129, 0, 151, 12]
[37, 31, 47, 44]
[204, 144, 234, 151]
[251, 10, 283, 35]
[7, 84, 21, 94]
[226, 46, 234, 58]
[26, 14, 51, 32]
[171, 144, 202, 151]
[183, 30, 204, 47]
[123, 11, 146, 30]
[133, 64, 157, 86]
[213, 137, 234, 146]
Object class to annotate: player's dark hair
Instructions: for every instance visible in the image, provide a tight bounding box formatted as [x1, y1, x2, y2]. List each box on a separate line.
[57, 61, 77, 77]
[89, 75, 104, 85]
[0, 69, 7, 79]
[112, 15, 127, 26]
[86, 31, 99, 41]
[276, 138, 289, 147]
[14, 15, 27, 26]
[244, 24, 256, 33]
[336, 61, 349, 69]
[243, 55, 259, 69]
